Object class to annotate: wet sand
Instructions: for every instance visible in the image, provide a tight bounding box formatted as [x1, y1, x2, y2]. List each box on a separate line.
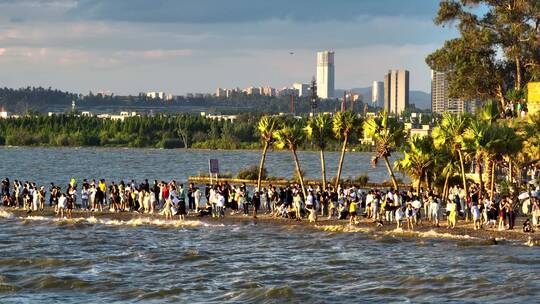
[4, 207, 539, 245]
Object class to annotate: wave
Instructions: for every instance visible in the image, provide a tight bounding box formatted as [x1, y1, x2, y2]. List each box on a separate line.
[0, 210, 15, 219]
[315, 224, 373, 233]
[1, 211, 221, 229]
[382, 229, 477, 240]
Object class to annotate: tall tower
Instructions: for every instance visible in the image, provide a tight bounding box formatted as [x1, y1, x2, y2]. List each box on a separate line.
[431, 70, 470, 114]
[316, 51, 335, 99]
[372, 81, 383, 107]
[383, 70, 409, 115]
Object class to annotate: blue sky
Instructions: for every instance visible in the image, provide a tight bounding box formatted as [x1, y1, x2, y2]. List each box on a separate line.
[0, 0, 456, 94]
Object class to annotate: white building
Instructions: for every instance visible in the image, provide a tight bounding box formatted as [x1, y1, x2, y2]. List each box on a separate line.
[216, 88, 226, 97]
[0, 107, 8, 119]
[147, 91, 165, 100]
[316, 51, 335, 99]
[384, 70, 409, 115]
[293, 83, 310, 97]
[372, 81, 383, 107]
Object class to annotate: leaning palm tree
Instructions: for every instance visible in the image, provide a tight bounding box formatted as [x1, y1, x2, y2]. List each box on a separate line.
[305, 113, 333, 190]
[363, 111, 405, 191]
[395, 135, 435, 195]
[332, 110, 361, 189]
[273, 124, 307, 198]
[256, 115, 280, 191]
[432, 113, 471, 200]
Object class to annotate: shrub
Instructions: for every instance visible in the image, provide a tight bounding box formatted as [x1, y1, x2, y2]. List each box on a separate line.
[237, 165, 266, 180]
[353, 174, 369, 185]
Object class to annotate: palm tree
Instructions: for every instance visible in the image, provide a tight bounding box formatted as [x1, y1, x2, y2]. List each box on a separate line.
[485, 125, 523, 201]
[256, 115, 280, 191]
[463, 120, 490, 192]
[305, 113, 333, 190]
[363, 111, 405, 191]
[332, 110, 361, 189]
[395, 135, 435, 195]
[432, 113, 471, 200]
[273, 124, 307, 198]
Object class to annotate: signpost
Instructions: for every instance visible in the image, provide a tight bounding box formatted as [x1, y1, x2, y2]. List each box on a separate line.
[208, 159, 219, 185]
[528, 82, 540, 116]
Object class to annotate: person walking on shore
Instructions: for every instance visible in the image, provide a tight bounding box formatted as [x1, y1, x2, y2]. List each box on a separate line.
[447, 199, 457, 229]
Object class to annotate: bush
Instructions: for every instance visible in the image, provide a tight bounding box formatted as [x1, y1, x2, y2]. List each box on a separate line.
[158, 138, 183, 149]
[237, 165, 266, 180]
[353, 174, 369, 185]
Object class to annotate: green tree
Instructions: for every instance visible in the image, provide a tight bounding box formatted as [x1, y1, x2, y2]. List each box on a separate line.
[256, 115, 280, 191]
[363, 111, 405, 191]
[332, 111, 361, 189]
[273, 124, 307, 198]
[426, 0, 540, 112]
[433, 113, 471, 199]
[395, 135, 435, 195]
[305, 113, 333, 190]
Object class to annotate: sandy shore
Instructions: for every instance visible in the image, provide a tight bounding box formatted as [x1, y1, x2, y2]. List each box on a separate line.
[3, 207, 539, 245]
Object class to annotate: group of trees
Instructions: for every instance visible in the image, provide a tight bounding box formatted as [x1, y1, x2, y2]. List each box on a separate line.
[427, 0, 540, 113]
[0, 112, 370, 151]
[0, 114, 259, 149]
[254, 106, 540, 201]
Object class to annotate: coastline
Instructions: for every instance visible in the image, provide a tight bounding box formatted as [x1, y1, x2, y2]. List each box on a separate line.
[3, 207, 538, 245]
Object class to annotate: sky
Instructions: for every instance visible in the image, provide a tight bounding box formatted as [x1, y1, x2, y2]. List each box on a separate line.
[0, 0, 457, 95]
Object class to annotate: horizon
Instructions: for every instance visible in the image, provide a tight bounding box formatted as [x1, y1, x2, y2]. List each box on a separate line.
[0, 0, 456, 95]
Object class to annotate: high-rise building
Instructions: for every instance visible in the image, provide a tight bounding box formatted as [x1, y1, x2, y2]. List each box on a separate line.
[216, 88, 226, 97]
[293, 83, 310, 97]
[383, 70, 409, 115]
[372, 81, 383, 107]
[431, 70, 479, 114]
[316, 51, 335, 99]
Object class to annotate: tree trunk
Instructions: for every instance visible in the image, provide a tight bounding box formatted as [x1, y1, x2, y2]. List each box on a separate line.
[458, 150, 469, 200]
[416, 169, 424, 196]
[424, 170, 430, 190]
[256, 142, 269, 192]
[292, 149, 307, 199]
[334, 134, 348, 189]
[476, 154, 484, 193]
[515, 56, 522, 91]
[383, 156, 399, 191]
[490, 161, 496, 202]
[320, 149, 327, 190]
[443, 171, 451, 201]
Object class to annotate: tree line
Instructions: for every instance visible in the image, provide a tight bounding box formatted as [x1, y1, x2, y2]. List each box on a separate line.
[0, 113, 369, 151]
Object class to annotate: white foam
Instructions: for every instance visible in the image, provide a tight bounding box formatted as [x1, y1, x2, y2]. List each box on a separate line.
[0, 210, 14, 219]
[383, 229, 476, 240]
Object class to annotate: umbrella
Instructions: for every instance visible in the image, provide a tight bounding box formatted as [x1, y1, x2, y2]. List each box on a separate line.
[518, 192, 529, 200]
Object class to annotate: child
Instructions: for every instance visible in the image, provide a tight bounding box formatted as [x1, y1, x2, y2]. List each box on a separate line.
[349, 199, 358, 225]
[395, 206, 404, 229]
[58, 193, 67, 219]
[405, 203, 415, 230]
[447, 199, 457, 229]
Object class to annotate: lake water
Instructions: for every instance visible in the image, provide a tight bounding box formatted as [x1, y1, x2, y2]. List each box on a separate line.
[0, 147, 407, 187]
[0, 147, 538, 303]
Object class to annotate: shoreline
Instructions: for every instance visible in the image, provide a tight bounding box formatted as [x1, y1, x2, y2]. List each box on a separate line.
[2, 207, 538, 245]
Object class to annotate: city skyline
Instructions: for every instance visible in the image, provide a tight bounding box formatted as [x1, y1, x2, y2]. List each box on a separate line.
[0, 0, 456, 95]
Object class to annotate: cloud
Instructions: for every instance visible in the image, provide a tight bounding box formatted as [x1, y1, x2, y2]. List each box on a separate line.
[66, 0, 441, 24]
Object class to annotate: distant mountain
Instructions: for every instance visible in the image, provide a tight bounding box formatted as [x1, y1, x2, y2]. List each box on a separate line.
[336, 87, 432, 111]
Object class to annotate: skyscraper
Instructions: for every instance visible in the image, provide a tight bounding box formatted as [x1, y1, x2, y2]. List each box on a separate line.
[383, 70, 409, 115]
[431, 70, 478, 114]
[372, 81, 383, 107]
[316, 51, 335, 99]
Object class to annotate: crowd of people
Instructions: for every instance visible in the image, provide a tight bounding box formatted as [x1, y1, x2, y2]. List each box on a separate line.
[1, 177, 539, 233]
